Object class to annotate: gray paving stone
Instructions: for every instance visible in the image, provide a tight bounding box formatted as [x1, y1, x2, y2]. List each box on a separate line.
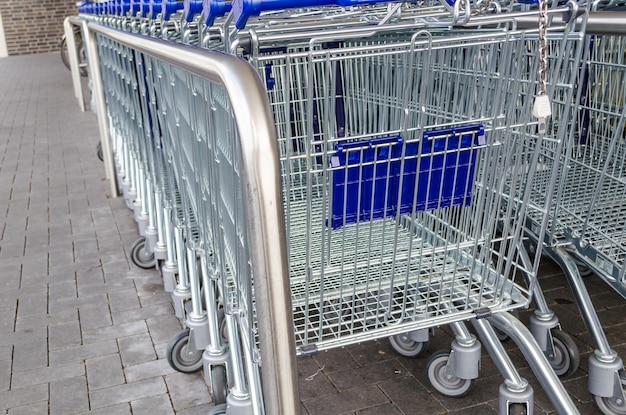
[20, 257, 48, 281]
[146, 314, 183, 345]
[117, 333, 156, 367]
[15, 290, 47, 319]
[111, 302, 174, 326]
[89, 377, 167, 409]
[86, 354, 125, 390]
[0, 359, 10, 392]
[75, 403, 132, 415]
[48, 280, 78, 302]
[11, 339, 47, 373]
[0, 264, 21, 292]
[124, 358, 176, 383]
[48, 320, 82, 351]
[6, 401, 49, 415]
[50, 375, 89, 415]
[49, 339, 119, 366]
[0, 345, 12, 361]
[164, 372, 212, 410]
[16, 308, 78, 334]
[49, 293, 108, 315]
[298, 356, 337, 402]
[0, 383, 48, 412]
[0, 328, 48, 348]
[0, 305, 15, 334]
[11, 361, 85, 389]
[108, 288, 141, 313]
[130, 393, 175, 415]
[328, 359, 407, 391]
[175, 403, 217, 415]
[356, 403, 403, 415]
[303, 385, 389, 415]
[78, 278, 134, 298]
[78, 302, 112, 331]
[379, 376, 446, 414]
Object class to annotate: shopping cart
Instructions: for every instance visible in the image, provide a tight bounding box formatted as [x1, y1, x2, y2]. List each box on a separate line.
[523, 15, 626, 414]
[190, 3, 583, 413]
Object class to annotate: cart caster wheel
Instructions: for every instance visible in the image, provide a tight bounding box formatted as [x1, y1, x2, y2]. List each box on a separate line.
[215, 308, 229, 344]
[577, 264, 594, 277]
[548, 330, 580, 377]
[593, 393, 626, 415]
[166, 329, 203, 373]
[508, 403, 529, 415]
[427, 351, 475, 397]
[208, 404, 227, 415]
[210, 365, 228, 405]
[97, 142, 104, 162]
[494, 310, 520, 342]
[593, 374, 626, 415]
[389, 333, 428, 358]
[130, 237, 156, 269]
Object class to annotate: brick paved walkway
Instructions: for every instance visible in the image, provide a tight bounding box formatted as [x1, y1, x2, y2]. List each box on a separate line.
[0, 52, 624, 414]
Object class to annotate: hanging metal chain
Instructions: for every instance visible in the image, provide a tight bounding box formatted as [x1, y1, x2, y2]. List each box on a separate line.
[533, 0, 552, 133]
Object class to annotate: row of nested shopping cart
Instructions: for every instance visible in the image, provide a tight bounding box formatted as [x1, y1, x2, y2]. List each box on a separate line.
[64, 0, 626, 414]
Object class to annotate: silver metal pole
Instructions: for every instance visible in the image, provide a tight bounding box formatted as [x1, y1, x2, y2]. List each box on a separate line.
[63, 17, 86, 111]
[488, 312, 581, 415]
[80, 19, 119, 198]
[86, 22, 299, 415]
[513, 11, 626, 35]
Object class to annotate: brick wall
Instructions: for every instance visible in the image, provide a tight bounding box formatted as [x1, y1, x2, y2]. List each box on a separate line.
[0, 1, 77, 56]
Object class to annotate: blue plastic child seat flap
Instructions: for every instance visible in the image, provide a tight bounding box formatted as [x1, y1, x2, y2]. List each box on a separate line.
[396, 124, 485, 215]
[330, 136, 402, 229]
[329, 124, 485, 230]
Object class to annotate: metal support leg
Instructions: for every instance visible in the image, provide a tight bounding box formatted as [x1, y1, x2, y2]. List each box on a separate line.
[472, 317, 534, 415]
[487, 312, 580, 414]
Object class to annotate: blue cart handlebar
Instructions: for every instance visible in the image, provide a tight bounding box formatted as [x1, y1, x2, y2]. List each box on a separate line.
[203, 0, 232, 25]
[232, 0, 399, 29]
[162, 0, 184, 20]
[184, 0, 204, 21]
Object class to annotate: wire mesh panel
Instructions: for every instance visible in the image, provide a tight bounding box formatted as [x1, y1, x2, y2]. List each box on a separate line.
[243, 26, 584, 354]
[531, 33, 626, 296]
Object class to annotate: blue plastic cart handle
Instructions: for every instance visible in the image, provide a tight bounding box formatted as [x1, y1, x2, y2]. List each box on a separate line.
[162, 0, 184, 20]
[203, 0, 232, 25]
[130, 0, 142, 14]
[77, 0, 90, 13]
[141, 0, 152, 17]
[184, 0, 204, 21]
[232, 0, 397, 29]
[121, 0, 132, 14]
[149, 0, 163, 18]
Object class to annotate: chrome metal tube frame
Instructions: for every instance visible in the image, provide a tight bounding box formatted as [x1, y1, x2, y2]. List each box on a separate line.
[84, 22, 298, 415]
[63, 17, 86, 112]
[487, 312, 579, 414]
[77, 17, 120, 198]
[513, 11, 626, 35]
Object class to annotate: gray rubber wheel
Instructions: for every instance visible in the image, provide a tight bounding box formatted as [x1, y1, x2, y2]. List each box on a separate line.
[427, 351, 475, 398]
[593, 394, 626, 415]
[131, 237, 156, 269]
[97, 142, 103, 162]
[208, 404, 227, 415]
[389, 333, 428, 358]
[210, 365, 228, 405]
[549, 330, 580, 377]
[509, 403, 529, 415]
[166, 329, 203, 373]
[577, 264, 594, 277]
[593, 374, 626, 415]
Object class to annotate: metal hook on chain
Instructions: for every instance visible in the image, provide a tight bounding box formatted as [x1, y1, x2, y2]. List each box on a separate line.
[533, 0, 552, 134]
